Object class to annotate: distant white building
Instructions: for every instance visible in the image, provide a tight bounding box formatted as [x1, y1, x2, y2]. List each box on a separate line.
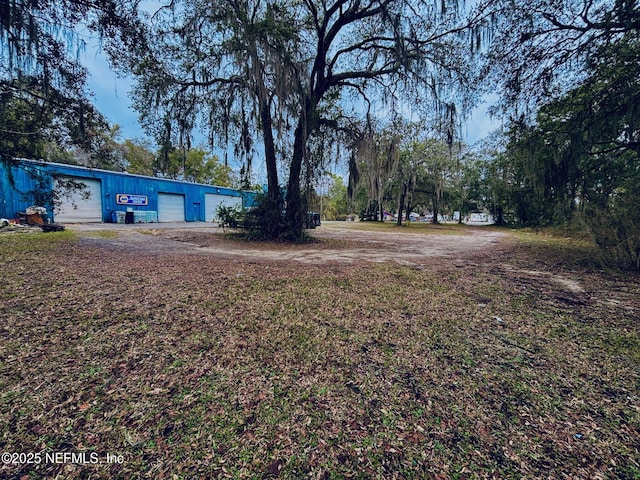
[464, 212, 495, 226]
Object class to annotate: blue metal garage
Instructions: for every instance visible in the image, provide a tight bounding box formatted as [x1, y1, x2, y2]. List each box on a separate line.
[0, 158, 256, 223]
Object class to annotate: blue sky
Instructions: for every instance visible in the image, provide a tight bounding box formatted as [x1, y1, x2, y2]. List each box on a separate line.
[82, 40, 146, 141]
[82, 40, 499, 149]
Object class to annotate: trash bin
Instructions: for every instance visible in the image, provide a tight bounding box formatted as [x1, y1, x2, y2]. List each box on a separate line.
[113, 211, 126, 223]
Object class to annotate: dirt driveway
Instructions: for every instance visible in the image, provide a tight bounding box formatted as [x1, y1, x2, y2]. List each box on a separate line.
[69, 221, 507, 265]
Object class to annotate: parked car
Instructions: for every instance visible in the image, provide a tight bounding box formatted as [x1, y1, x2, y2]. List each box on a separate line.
[306, 212, 321, 229]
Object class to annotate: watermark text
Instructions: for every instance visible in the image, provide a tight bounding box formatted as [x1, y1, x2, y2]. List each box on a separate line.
[2, 451, 124, 465]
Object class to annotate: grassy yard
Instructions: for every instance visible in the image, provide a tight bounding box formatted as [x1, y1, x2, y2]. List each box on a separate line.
[0, 228, 639, 479]
[322, 220, 469, 234]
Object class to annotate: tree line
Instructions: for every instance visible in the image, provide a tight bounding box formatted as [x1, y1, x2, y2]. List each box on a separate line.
[1, 0, 638, 264]
[0, 77, 233, 185]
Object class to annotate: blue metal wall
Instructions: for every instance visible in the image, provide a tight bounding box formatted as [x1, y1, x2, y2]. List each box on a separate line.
[0, 160, 55, 219]
[0, 159, 257, 222]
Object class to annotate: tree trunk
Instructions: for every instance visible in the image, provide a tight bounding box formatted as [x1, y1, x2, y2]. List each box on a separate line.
[432, 193, 439, 224]
[284, 113, 309, 241]
[397, 182, 407, 226]
[250, 43, 279, 202]
[260, 101, 279, 202]
[458, 186, 464, 224]
[495, 205, 505, 225]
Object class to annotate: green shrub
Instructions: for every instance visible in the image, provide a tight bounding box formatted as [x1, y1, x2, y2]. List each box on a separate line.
[216, 204, 244, 229]
[242, 194, 285, 240]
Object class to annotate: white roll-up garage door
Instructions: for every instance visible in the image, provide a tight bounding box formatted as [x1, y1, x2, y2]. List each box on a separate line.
[158, 193, 185, 222]
[53, 176, 103, 223]
[205, 194, 243, 223]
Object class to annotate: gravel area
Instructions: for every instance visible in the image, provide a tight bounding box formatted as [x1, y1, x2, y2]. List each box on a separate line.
[68, 221, 508, 265]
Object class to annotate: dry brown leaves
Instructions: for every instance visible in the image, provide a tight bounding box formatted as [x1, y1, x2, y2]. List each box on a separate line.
[0, 230, 639, 479]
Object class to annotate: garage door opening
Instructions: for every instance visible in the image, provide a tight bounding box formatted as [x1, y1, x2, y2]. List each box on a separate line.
[158, 193, 185, 222]
[205, 193, 243, 223]
[53, 176, 102, 223]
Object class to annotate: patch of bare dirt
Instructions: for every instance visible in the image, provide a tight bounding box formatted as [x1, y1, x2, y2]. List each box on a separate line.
[73, 221, 508, 265]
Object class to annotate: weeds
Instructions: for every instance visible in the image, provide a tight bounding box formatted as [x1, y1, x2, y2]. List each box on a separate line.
[81, 230, 119, 239]
[326, 221, 469, 235]
[0, 229, 75, 256]
[0, 229, 638, 478]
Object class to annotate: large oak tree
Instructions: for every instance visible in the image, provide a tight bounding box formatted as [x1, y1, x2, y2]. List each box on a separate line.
[115, 0, 481, 240]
